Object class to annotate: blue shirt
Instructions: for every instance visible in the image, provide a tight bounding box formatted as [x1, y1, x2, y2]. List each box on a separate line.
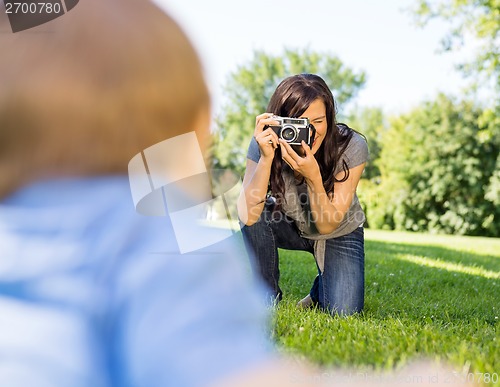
[0, 177, 272, 387]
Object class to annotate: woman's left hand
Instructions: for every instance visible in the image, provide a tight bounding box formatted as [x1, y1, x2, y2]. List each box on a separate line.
[279, 139, 321, 182]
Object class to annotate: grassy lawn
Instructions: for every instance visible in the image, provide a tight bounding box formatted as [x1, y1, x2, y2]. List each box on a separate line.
[272, 229, 500, 384]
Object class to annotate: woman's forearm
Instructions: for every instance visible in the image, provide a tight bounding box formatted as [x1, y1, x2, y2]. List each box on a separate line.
[238, 157, 273, 225]
[305, 176, 343, 234]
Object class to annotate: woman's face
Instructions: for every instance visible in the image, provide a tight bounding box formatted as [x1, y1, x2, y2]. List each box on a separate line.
[300, 98, 327, 155]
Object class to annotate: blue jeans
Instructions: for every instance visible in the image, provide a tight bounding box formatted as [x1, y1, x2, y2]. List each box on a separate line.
[241, 206, 365, 316]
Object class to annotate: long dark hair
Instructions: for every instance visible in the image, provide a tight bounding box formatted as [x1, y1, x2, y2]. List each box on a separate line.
[267, 74, 353, 208]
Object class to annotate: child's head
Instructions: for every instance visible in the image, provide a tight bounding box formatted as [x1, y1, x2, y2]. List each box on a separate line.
[0, 0, 210, 197]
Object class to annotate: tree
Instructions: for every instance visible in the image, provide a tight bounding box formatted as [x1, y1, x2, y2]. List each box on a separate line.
[414, 0, 500, 235]
[412, 0, 500, 236]
[211, 48, 366, 175]
[348, 107, 387, 181]
[347, 107, 390, 229]
[413, 0, 500, 88]
[371, 94, 499, 236]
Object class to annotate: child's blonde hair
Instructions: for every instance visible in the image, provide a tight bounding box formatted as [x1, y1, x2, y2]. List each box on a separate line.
[0, 0, 210, 197]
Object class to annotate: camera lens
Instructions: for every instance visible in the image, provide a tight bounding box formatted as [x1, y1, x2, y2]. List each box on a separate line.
[281, 125, 297, 142]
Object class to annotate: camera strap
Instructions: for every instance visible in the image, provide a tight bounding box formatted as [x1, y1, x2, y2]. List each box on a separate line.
[310, 124, 316, 146]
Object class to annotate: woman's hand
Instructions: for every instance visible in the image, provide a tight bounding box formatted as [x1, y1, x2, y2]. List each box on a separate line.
[279, 139, 321, 183]
[254, 113, 280, 160]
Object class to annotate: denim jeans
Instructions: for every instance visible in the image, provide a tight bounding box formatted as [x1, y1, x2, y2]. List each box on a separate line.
[241, 205, 364, 316]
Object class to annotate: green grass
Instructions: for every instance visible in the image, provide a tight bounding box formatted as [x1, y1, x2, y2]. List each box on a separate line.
[271, 229, 500, 384]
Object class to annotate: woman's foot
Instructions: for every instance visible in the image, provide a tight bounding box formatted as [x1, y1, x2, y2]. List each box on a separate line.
[296, 294, 314, 309]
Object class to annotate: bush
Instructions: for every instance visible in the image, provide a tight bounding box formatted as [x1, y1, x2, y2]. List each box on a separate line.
[361, 94, 499, 236]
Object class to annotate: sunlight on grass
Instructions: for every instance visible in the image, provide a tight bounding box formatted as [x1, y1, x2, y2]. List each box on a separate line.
[274, 230, 500, 384]
[365, 229, 500, 258]
[396, 254, 500, 279]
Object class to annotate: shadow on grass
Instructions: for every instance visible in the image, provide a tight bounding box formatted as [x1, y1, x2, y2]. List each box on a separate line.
[278, 239, 499, 324]
[366, 239, 500, 273]
[273, 237, 499, 371]
[364, 240, 499, 324]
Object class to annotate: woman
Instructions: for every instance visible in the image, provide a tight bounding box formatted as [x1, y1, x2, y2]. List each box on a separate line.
[238, 73, 368, 316]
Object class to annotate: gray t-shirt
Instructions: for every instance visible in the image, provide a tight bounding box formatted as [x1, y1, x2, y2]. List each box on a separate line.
[246, 128, 369, 239]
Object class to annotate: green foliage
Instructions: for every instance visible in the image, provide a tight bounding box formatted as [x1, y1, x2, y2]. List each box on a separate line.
[365, 94, 499, 236]
[211, 43, 499, 237]
[480, 105, 500, 207]
[348, 107, 387, 180]
[348, 107, 391, 229]
[273, 229, 500, 377]
[211, 48, 366, 175]
[412, 0, 500, 88]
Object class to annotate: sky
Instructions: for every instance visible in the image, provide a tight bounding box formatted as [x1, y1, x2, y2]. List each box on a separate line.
[153, 0, 474, 117]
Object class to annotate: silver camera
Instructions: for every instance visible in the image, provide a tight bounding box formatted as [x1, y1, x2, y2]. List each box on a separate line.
[267, 116, 315, 147]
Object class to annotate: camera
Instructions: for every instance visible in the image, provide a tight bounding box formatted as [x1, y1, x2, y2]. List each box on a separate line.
[266, 116, 316, 147]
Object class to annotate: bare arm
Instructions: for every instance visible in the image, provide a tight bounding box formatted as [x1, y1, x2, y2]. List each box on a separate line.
[279, 139, 365, 235]
[237, 158, 273, 225]
[237, 113, 280, 225]
[305, 163, 365, 235]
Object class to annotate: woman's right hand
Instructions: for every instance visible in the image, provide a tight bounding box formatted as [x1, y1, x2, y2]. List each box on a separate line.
[254, 113, 280, 160]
